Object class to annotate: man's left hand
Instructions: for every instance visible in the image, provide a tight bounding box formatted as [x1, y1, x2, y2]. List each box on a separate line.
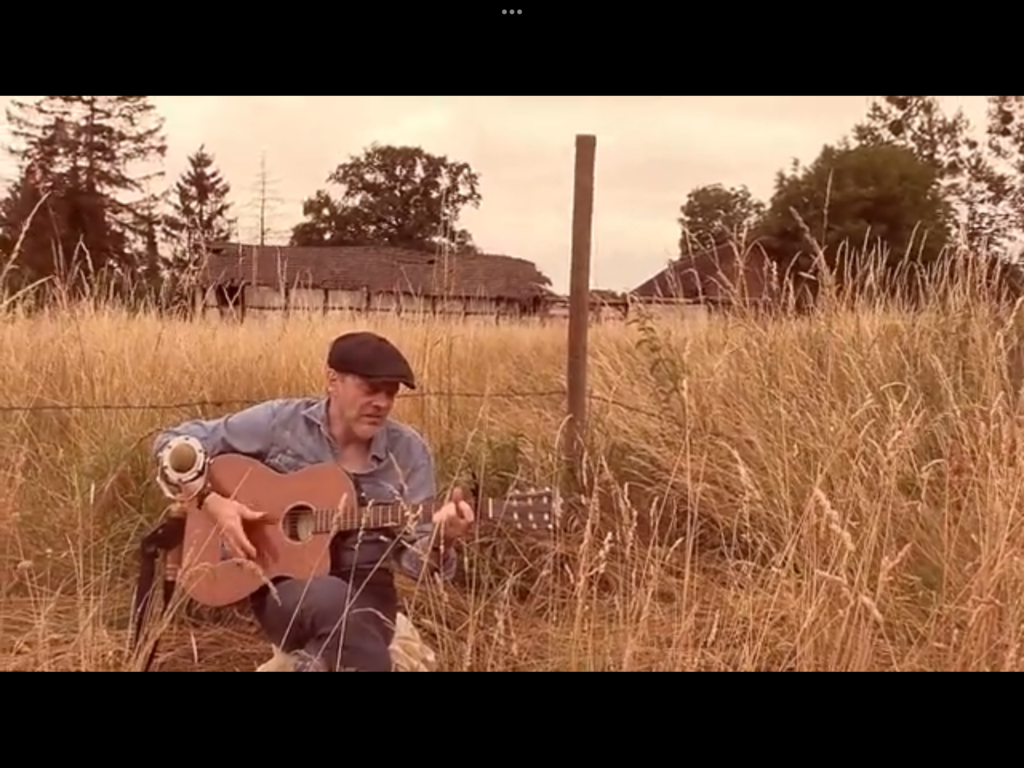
[433, 487, 475, 544]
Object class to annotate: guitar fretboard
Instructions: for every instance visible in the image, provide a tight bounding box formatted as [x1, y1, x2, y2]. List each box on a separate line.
[297, 503, 433, 534]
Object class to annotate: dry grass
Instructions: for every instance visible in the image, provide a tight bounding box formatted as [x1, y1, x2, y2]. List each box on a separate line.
[4, 256, 1024, 672]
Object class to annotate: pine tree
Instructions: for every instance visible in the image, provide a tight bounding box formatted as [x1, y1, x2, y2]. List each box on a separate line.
[159, 145, 233, 312]
[165, 144, 233, 257]
[1, 96, 167, 297]
[0, 162, 52, 300]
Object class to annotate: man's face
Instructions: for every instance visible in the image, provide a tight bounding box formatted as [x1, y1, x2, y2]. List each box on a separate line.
[327, 370, 399, 440]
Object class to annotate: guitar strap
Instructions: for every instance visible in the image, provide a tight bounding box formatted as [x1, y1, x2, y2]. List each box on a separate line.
[129, 510, 186, 673]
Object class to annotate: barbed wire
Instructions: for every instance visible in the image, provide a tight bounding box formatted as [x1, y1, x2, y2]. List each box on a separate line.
[0, 390, 658, 419]
[0, 389, 569, 413]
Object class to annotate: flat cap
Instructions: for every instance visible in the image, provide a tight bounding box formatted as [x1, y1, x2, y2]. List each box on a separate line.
[327, 331, 416, 389]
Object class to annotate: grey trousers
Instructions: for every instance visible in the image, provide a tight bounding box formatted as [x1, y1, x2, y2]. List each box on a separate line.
[250, 571, 399, 672]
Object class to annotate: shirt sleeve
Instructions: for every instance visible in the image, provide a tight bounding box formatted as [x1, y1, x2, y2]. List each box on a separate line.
[152, 400, 284, 464]
[394, 433, 458, 581]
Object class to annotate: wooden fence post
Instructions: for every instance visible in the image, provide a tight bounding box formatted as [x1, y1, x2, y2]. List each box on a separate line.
[564, 134, 597, 497]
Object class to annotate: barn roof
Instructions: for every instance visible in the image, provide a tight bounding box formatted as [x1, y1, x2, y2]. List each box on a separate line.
[200, 243, 553, 301]
[630, 242, 778, 304]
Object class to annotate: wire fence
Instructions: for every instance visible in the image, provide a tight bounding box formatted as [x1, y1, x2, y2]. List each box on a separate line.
[0, 389, 659, 420]
[0, 389, 563, 412]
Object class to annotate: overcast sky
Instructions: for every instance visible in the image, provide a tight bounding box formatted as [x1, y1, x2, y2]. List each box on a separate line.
[0, 96, 990, 293]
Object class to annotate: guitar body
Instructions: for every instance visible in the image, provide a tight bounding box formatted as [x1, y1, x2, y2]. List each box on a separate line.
[169, 448, 557, 608]
[178, 454, 359, 607]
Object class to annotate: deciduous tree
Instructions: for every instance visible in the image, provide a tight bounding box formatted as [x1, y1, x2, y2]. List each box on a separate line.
[853, 96, 1013, 251]
[761, 141, 954, 300]
[985, 96, 1024, 240]
[677, 183, 765, 253]
[291, 143, 481, 252]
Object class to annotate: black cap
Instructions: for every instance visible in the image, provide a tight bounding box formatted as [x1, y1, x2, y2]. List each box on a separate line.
[327, 332, 416, 390]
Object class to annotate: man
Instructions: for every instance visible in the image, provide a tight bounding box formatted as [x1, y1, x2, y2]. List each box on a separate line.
[152, 331, 474, 672]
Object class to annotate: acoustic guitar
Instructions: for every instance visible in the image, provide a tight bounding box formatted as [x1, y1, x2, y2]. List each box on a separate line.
[175, 453, 556, 607]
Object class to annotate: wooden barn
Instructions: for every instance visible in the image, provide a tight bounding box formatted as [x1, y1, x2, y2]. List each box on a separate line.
[629, 241, 780, 316]
[198, 242, 554, 320]
[539, 243, 782, 326]
[542, 289, 630, 322]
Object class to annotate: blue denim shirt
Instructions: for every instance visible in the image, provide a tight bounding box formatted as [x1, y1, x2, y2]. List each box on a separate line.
[152, 396, 456, 581]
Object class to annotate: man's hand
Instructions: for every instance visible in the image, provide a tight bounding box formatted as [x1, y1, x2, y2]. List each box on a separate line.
[203, 493, 266, 560]
[432, 487, 475, 545]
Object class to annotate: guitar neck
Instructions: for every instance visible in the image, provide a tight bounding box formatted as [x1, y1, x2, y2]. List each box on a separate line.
[306, 499, 446, 534]
[280, 494, 551, 536]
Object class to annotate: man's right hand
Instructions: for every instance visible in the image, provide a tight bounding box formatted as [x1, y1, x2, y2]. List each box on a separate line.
[202, 493, 266, 560]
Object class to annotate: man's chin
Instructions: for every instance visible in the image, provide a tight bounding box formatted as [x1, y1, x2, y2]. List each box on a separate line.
[355, 420, 383, 439]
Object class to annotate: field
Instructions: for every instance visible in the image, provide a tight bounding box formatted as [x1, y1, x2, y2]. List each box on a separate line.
[3, 271, 1024, 672]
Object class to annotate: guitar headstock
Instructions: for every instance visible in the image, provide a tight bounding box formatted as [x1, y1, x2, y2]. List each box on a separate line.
[485, 487, 558, 531]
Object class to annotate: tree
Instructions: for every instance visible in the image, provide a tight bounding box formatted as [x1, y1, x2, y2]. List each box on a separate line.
[677, 183, 765, 253]
[852, 96, 1013, 251]
[761, 141, 955, 299]
[158, 145, 233, 308]
[1, 96, 167, 295]
[164, 145, 233, 255]
[985, 96, 1024, 240]
[0, 162, 55, 297]
[230, 152, 284, 245]
[290, 143, 481, 252]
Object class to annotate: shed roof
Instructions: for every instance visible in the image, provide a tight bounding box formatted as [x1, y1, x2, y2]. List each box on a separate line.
[630, 242, 778, 303]
[200, 243, 553, 301]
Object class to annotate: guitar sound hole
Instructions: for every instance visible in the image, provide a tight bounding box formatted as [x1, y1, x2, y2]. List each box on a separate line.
[282, 505, 315, 543]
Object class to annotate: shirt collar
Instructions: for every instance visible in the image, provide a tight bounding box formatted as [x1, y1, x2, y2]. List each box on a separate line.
[303, 397, 389, 462]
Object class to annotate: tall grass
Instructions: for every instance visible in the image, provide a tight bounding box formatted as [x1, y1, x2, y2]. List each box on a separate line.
[3, 245, 1024, 671]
